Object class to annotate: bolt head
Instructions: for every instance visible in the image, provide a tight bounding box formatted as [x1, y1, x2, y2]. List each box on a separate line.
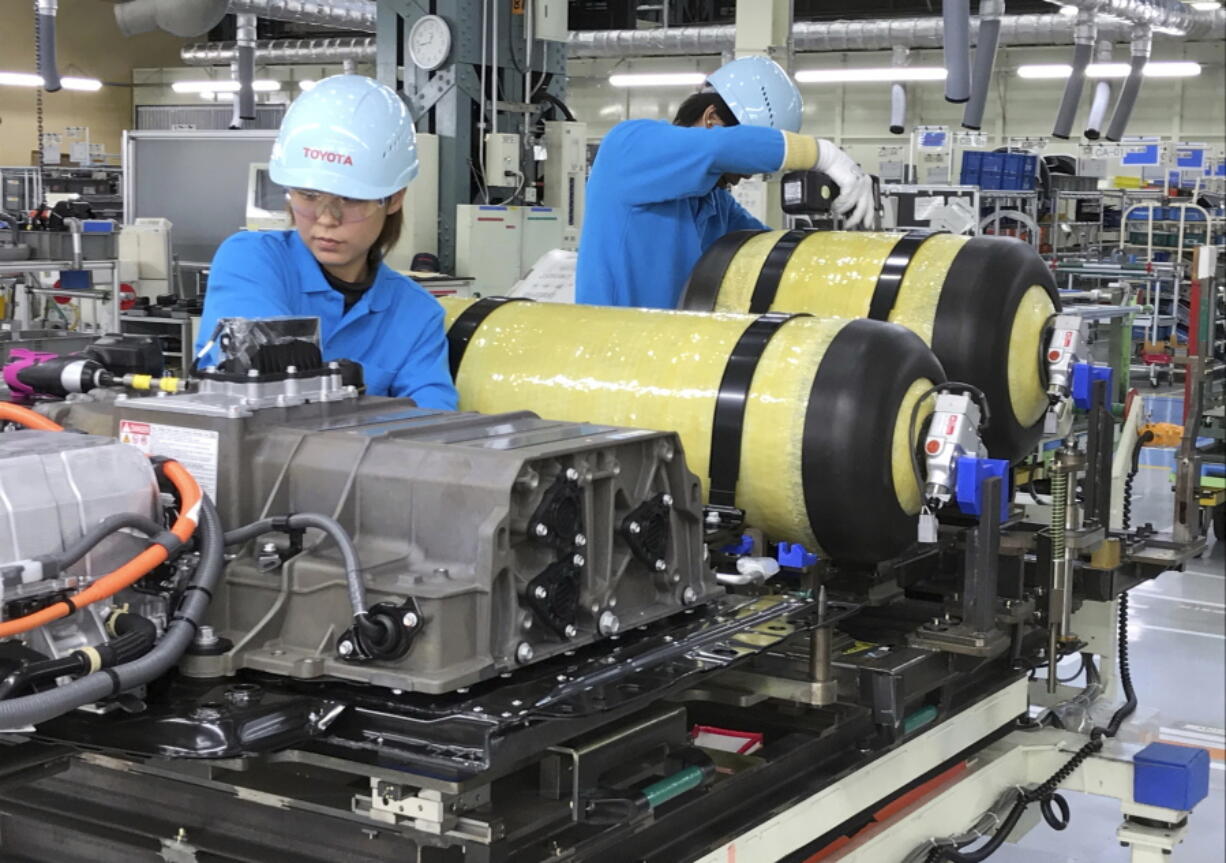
[338, 639, 354, 657]
[573, 554, 585, 567]
[628, 521, 641, 535]
[563, 624, 578, 638]
[402, 612, 419, 629]
[662, 494, 673, 507]
[261, 541, 277, 554]
[534, 523, 549, 537]
[682, 586, 698, 605]
[654, 559, 667, 571]
[533, 585, 548, 600]
[705, 511, 720, 525]
[575, 533, 587, 547]
[598, 611, 620, 635]
[565, 468, 580, 481]
[516, 642, 534, 663]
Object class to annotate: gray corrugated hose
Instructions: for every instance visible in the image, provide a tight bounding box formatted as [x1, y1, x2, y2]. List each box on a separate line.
[944, 0, 972, 103]
[963, 0, 1005, 130]
[235, 13, 257, 122]
[1052, 38, 1095, 139]
[1084, 41, 1115, 140]
[1105, 27, 1152, 142]
[36, 0, 60, 93]
[0, 497, 224, 731]
[890, 45, 909, 135]
[890, 83, 907, 135]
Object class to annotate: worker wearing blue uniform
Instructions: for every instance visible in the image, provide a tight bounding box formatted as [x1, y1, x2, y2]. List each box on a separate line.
[195, 74, 457, 410]
[577, 56, 874, 309]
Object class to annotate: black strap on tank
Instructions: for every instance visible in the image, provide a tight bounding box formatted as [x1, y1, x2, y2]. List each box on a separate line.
[446, 296, 532, 379]
[748, 230, 808, 314]
[708, 312, 806, 510]
[866, 230, 937, 322]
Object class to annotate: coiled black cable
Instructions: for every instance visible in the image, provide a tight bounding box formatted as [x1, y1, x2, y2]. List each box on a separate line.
[1122, 430, 1156, 533]
[927, 593, 1137, 861]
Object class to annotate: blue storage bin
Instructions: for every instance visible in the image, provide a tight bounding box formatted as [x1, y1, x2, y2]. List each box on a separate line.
[981, 170, 1004, 190]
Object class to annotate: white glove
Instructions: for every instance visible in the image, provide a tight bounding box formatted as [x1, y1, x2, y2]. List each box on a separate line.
[815, 139, 874, 229]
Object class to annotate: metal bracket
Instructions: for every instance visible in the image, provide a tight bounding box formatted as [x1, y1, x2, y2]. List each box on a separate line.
[362, 779, 494, 839]
[408, 67, 456, 122]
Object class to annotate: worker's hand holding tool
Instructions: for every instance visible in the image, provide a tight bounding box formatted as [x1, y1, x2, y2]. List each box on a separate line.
[814, 139, 874, 229]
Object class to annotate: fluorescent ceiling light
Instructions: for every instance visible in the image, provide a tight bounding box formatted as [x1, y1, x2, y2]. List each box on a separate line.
[298, 80, 316, 91]
[173, 79, 281, 94]
[0, 72, 45, 87]
[1152, 25, 1188, 35]
[1190, 1, 1221, 10]
[61, 76, 103, 91]
[1058, 5, 1078, 15]
[1018, 62, 1201, 79]
[0, 72, 102, 90]
[608, 72, 707, 87]
[1017, 64, 1073, 79]
[796, 66, 947, 83]
[1139, 61, 1201, 77]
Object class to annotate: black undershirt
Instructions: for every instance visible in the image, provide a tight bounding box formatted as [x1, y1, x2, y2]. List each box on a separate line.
[320, 252, 380, 312]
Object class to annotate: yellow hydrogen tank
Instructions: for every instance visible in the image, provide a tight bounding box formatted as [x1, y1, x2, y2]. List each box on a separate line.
[683, 230, 1060, 462]
[442, 298, 945, 566]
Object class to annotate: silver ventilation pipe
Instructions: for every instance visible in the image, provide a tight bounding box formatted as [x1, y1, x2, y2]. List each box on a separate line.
[225, 0, 376, 32]
[890, 46, 909, 135]
[1041, 0, 1206, 35]
[181, 37, 375, 65]
[36, 0, 60, 92]
[1105, 25, 1152, 142]
[1084, 40, 1114, 140]
[234, 13, 257, 122]
[1052, 10, 1096, 140]
[944, 0, 972, 103]
[964, 0, 1004, 130]
[565, 11, 1224, 57]
[114, 0, 229, 37]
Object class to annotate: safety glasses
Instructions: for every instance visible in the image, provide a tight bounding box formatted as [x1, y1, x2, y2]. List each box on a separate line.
[286, 188, 388, 224]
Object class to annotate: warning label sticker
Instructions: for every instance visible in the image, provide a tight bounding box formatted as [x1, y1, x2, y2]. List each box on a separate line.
[119, 420, 220, 500]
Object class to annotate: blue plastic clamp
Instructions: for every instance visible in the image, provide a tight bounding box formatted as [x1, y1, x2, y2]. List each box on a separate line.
[777, 542, 818, 569]
[1071, 362, 1114, 411]
[1133, 742, 1210, 812]
[720, 534, 754, 556]
[955, 456, 1011, 523]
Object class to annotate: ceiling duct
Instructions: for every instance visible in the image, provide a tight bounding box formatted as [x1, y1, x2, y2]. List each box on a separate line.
[567, 11, 1224, 58]
[181, 36, 375, 65]
[114, 0, 229, 38]
[225, 0, 376, 32]
[1040, 0, 1204, 34]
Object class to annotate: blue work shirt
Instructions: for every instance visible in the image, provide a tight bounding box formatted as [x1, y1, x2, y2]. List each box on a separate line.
[194, 230, 457, 410]
[576, 120, 786, 308]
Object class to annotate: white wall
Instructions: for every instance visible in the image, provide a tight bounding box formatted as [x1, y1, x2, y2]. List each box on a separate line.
[566, 40, 1226, 171]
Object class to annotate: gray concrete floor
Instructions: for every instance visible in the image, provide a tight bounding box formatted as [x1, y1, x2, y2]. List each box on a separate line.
[996, 408, 1225, 862]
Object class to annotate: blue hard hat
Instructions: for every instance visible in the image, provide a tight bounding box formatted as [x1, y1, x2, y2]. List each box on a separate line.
[706, 56, 803, 133]
[269, 74, 419, 200]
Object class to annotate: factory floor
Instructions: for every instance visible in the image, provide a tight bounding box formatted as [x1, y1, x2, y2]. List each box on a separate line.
[997, 393, 1225, 862]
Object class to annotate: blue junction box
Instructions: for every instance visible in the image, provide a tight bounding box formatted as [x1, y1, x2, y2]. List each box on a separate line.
[1133, 742, 1210, 812]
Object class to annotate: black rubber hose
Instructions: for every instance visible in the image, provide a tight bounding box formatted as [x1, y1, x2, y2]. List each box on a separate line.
[536, 91, 577, 122]
[51, 513, 166, 572]
[0, 497, 223, 729]
[0, 612, 157, 701]
[0, 655, 83, 700]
